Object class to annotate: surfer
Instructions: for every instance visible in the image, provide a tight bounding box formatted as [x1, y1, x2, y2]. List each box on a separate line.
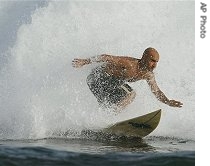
[72, 47, 183, 109]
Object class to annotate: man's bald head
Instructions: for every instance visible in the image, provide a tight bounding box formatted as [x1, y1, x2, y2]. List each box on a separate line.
[141, 47, 160, 71]
[142, 47, 159, 60]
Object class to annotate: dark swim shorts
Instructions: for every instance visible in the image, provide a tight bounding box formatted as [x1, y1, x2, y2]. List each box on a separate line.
[86, 66, 133, 106]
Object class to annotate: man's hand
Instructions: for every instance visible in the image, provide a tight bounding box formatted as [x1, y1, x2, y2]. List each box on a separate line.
[72, 58, 90, 68]
[168, 100, 183, 108]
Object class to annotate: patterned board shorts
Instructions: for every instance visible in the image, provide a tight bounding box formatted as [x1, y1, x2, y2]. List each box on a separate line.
[86, 67, 133, 106]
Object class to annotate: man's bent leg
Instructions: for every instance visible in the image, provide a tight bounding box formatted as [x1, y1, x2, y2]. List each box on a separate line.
[116, 90, 136, 111]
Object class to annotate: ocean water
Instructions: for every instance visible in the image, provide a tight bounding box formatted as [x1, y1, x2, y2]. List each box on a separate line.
[0, 136, 194, 166]
[0, 0, 194, 165]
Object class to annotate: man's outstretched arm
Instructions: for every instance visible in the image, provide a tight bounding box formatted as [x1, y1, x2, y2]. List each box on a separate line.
[72, 54, 113, 68]
[72, 54, 134, 68]
[146, 73, 183, 108]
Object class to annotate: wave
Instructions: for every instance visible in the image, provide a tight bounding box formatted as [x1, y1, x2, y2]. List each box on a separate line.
[0, 1, 194, 140]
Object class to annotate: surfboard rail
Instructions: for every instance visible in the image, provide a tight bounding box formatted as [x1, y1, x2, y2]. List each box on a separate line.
[103, 109, 161, 138]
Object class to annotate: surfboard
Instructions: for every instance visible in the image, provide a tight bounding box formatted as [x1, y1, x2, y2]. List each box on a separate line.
[103, 109, 161, 138]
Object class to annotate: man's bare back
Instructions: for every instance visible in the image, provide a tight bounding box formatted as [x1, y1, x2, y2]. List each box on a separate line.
[72, 47, 183, 109]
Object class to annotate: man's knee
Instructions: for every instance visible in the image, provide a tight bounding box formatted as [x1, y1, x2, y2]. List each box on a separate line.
[129, 90, 136, 100]
[127, 90, 136, 103]
[116, 90, 136, 108]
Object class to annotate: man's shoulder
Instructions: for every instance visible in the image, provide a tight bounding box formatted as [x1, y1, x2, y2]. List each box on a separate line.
[120, 55, 138, 60]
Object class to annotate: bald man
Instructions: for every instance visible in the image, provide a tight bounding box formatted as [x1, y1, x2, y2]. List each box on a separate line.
[72, 47, 183, 110]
